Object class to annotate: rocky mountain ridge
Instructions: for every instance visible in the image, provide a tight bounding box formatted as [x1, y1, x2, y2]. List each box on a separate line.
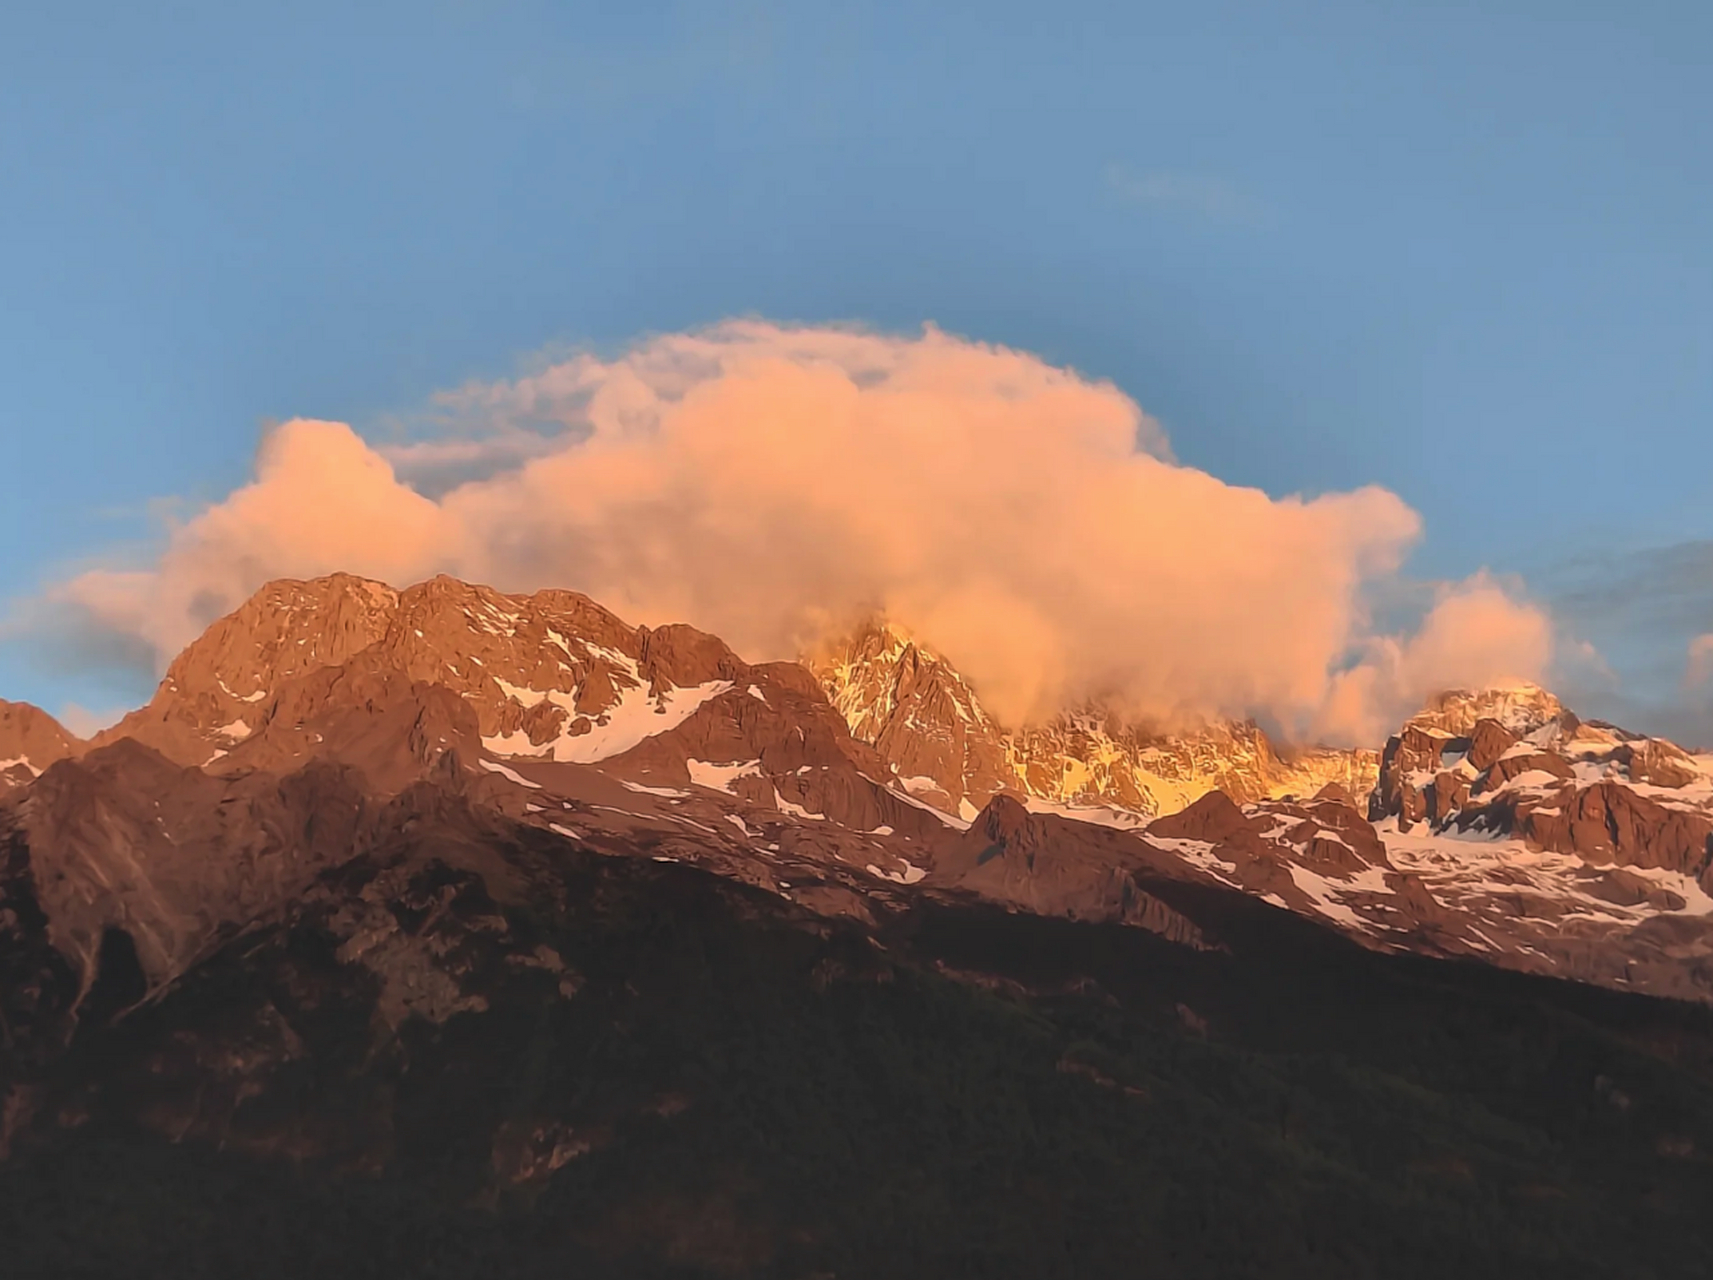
[809, 618, 1379, 823]
[4, 572, 1712, 1015]
[7, 572, 1713, 1274]
[11, 765, 1713, 1278]
[92, 573, 756, 772]
[0, 699, 81, 794]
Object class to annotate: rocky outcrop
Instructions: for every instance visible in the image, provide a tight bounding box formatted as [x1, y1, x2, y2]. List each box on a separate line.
[1480, 749, 1574, 792]
[1372, 722, 1469, 827]
[811, 618, 1378, 822]
[92, 574, 750, 772]
[93, 573, 401, 765]
[216, 651, 484, 792]
[1147, 789, 1394, 917]
[594, 659, 950, 842]
[1372, 688, 1585, 830]
[1466, 717, 1519, 772]
[0, 701, 81, 793]
[8, 571, 1713, 1024]
[808, 621, 1016, 815]
[4, 741, 377, 997]
[1146, 790, 1255, 845]
[0, 650, 506, 1011]
[1621, 738, 1703, 788]
[1371, 684, 1713, 885]
[936, 796, 1216, 948]
[1409, 685, 1567, 737]
[1509, 781, 1713, 880]
[1335, 689, 1713, 999]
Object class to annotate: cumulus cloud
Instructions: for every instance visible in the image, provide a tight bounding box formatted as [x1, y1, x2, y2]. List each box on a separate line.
[53, 320, 1551, 742]
[1688, 634, 1713, 690]
[1104, 163, 1259, 223]
[55, 702, 128, 740]
[65, 420, 449, 658]
[1316, 575, 1557, 744]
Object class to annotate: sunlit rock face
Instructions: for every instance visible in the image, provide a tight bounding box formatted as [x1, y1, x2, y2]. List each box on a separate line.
[5, 571, 1713, 1048]
[92, 573, 751, 772]
[808, 617, 1378, 823]
[0, 700, 81, 794]
[807, 618, 1713, 1003]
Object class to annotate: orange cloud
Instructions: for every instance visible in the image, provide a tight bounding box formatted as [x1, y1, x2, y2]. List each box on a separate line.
[55, 702, 127, 740]
[65, 420, 446, 660]
[56, 321, 1552, 742]
[1316, 575, 1557, 744]
[1688, 634, 1713, 690]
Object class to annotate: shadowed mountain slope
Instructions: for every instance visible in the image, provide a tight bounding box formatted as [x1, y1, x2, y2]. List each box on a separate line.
[5, 573, 1713, 1276]
[5, 804, 1713, 1278]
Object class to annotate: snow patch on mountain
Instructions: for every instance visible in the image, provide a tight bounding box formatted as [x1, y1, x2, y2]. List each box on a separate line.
[1022, 796, 1151, 831]
[484, 679, 732, 763]
[479, 759, 541, 789]
[687, 759, 764, 794]
[773, 788, 823, 821]
[809, 618, 1378, 822]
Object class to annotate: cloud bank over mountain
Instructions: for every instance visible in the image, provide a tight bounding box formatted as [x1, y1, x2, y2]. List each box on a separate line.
[1689, 635, 1713, 690]
[55, 321, 1549, 743]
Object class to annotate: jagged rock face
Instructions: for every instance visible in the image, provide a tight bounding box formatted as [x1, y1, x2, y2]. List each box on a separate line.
[1372, 689, 1577, 830]
[1408, 684, 1567, 737]
[1622, 737, 1704, 788]
[1334, 694, 1713, 999]
[1008, 715, 1378, 816]
[808, 622, 1019, 817]
[0, 655, 505, 1021]
[810, 619, 1378, 820]
[94, 575, 401, 766]
[0, 577, 960, 1017]
[1508, 782, 1713, 879]
[9, 570, 1713, 1030]
[217, 655, 484, 791]
[0, 701, 80, 794]
[96, 574, 745, 771]
[1146, 789, 1395, 923]
[1138, 776, 1713, 1003]
[2, 741, 378, 996]
[1466, 718, 1518, 773]
[936, 796, 1215, 948]
[1372, 722, 1462, 826]
[1010, 715, 1279, 813]
[1371, 695, 1713, 881]
[586, 658, 952, 844]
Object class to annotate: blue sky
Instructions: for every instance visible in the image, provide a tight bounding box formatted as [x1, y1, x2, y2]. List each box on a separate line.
[3, 1, 1710, 737]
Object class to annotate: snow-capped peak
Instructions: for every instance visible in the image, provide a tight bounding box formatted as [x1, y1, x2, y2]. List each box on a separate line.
[806, 619, 1378, 821]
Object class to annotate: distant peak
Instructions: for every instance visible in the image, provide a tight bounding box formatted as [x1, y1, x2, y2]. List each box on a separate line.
[1408, 683, 1566, 738]
[250, 570, 398, 599]
[0, 698, 82, 786]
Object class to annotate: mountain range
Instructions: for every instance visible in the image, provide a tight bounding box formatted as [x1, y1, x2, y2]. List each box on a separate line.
[809, 619, 1380, 822]
[4, 572, 1713, 1277]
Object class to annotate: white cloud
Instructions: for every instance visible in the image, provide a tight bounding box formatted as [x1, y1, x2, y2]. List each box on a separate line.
[56, 702, 128, 740]
[50, 320, 1549, 743]
[1688, 634, 1713, 689]
[1104, 163, 1258, 223]
[1317, 574, 1557, 744]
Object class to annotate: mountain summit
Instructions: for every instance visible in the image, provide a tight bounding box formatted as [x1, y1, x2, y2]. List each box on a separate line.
[0, 699, 80, 793]
[5, 572, 1713, 1273]
[7, 571, 1706, 1006]
[93, 573, 748, 772]
[809, 617, 1379, 823]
